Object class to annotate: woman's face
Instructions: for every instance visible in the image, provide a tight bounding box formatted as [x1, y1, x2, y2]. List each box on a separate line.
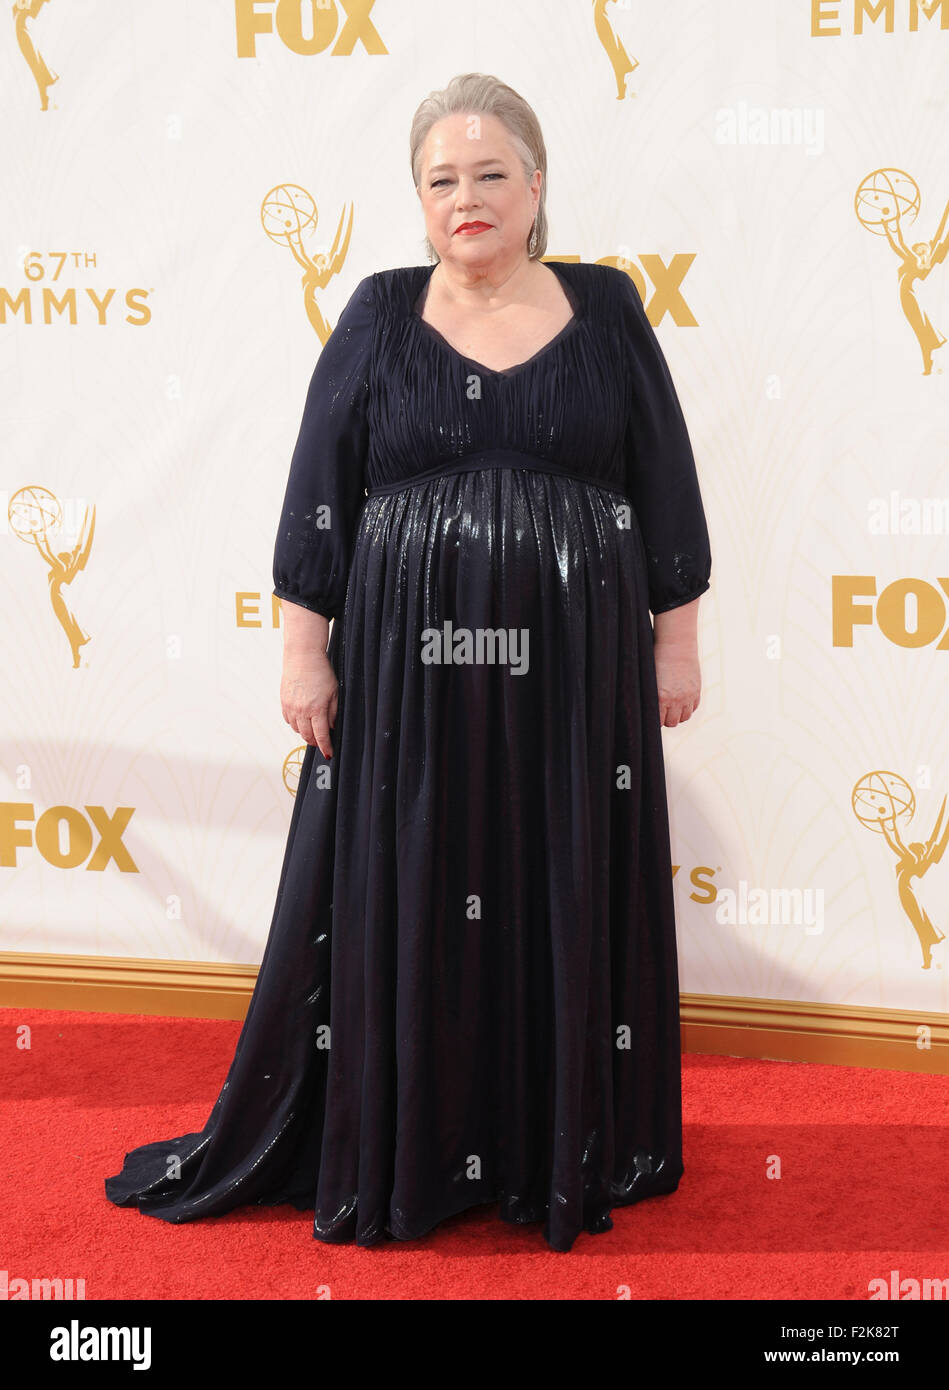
[417, 111, 540, 270]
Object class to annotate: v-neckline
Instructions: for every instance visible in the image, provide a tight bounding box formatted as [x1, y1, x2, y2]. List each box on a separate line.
[411, 261, 583, 379]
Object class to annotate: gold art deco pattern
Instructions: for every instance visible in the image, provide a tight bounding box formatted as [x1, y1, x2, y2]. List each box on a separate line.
[1, 1, 948, 1019]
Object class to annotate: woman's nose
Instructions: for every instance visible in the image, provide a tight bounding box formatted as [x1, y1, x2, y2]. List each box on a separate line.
[455, 180, 482, 207]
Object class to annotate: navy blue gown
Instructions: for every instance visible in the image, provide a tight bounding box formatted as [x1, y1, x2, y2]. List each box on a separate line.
[105, 260, 712, 1252]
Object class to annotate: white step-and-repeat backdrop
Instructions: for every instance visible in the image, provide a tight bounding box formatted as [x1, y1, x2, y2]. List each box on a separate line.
[2, 2, 948, 1014]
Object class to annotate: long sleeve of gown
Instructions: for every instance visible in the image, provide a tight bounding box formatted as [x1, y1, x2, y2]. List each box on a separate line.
[272, 273, 374, 621]
[615, 267, 712, 617]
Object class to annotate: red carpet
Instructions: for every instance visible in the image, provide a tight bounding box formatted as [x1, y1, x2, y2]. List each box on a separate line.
[2, 1006, 948, 1300]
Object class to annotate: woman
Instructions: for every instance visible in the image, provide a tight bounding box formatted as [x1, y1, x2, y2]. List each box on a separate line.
[105, 72, 711, 1253]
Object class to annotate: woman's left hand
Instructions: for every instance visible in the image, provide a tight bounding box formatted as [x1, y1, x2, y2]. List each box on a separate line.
[654, 643, 701, 728]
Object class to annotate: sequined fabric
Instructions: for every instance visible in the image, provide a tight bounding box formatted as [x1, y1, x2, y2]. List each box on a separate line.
[105, 261, 711, 1253]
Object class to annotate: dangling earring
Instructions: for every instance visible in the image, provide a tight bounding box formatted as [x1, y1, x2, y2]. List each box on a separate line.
[528, 221, 538, 256]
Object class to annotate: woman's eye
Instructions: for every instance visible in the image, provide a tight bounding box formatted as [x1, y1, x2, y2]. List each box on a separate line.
[430, 172, 505, 188]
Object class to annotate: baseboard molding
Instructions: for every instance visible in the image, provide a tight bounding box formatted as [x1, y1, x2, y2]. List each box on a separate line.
[681, 993, 948, 1075]
[0, 950, 946, 1074]
[0, 951, 257, 1022]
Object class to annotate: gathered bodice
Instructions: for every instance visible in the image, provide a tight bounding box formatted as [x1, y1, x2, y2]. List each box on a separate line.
[272, 260, 711, 621]
[364, 262, 631, 497]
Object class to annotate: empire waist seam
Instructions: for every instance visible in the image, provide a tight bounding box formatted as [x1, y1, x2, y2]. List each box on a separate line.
[364, 450, 627, 499]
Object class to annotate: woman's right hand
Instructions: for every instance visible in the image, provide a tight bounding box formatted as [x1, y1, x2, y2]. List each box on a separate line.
[280, 652, 339, 759]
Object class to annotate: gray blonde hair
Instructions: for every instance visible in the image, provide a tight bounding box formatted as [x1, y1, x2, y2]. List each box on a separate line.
[409, 72, 548, 263]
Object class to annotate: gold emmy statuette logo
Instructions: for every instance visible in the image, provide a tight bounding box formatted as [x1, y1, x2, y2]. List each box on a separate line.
[8, 485, 95, 668]
[852, 771, 949, 970]
[592, 0, 639, 99]
[261, 184, 354, 344]
[282, 744, 333, 796]
[13, 0, 58, 111]
[282, 744, 315, 797]
[855, 169, 949, 375]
